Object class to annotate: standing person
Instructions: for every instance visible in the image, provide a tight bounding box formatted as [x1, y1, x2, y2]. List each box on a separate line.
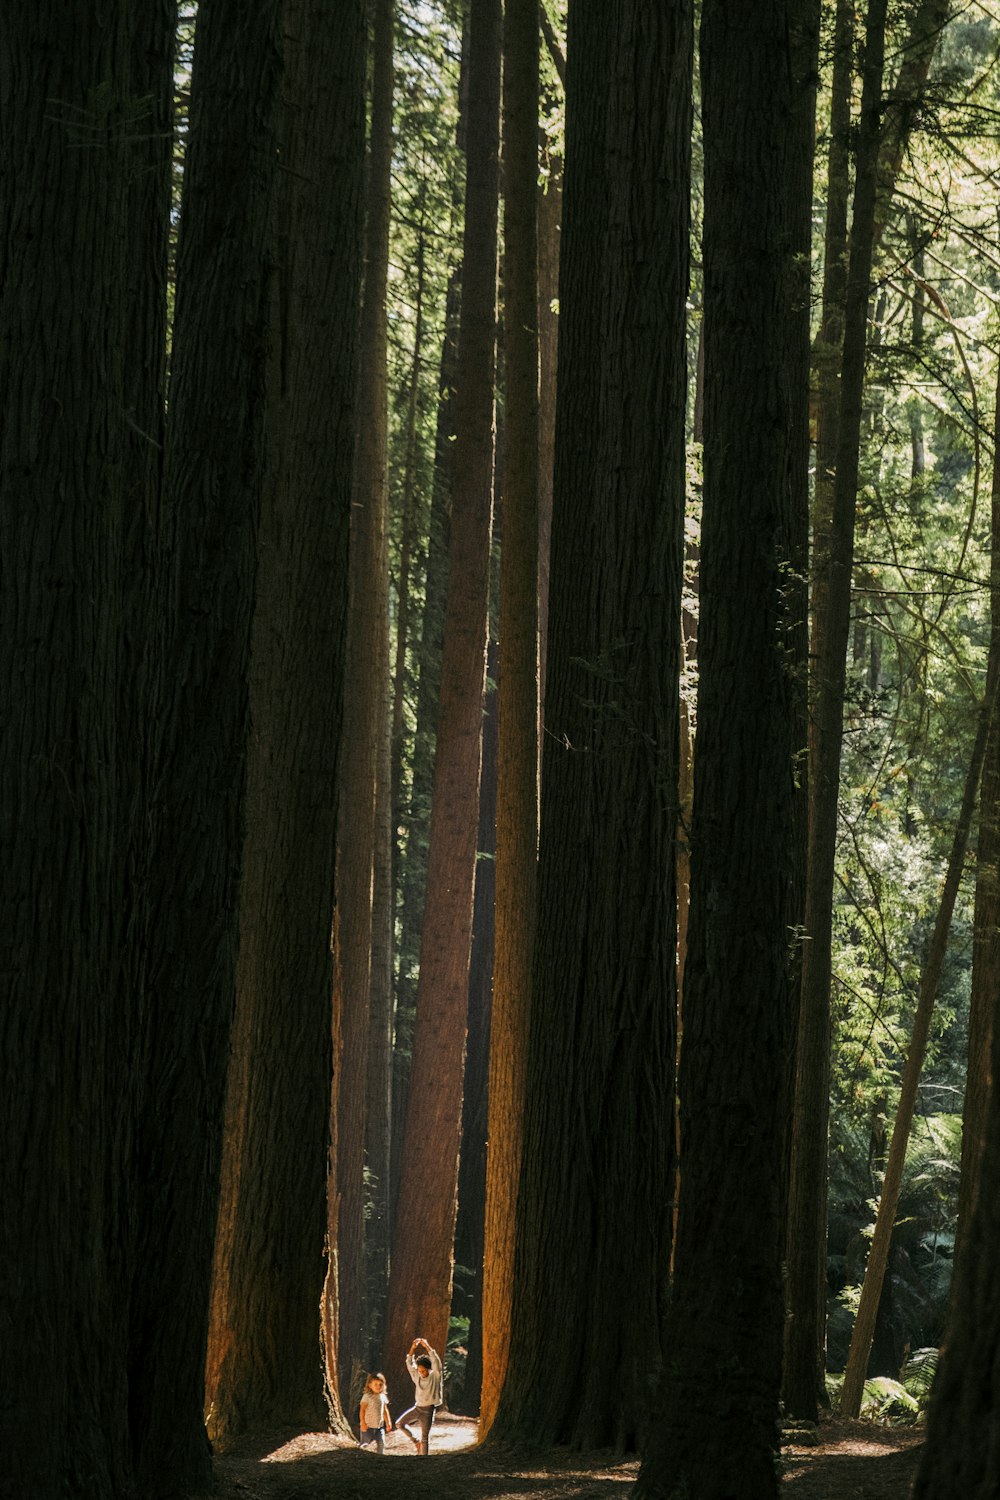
[358, 1372, 392, 1453]
[396, 1336, 443, 1454]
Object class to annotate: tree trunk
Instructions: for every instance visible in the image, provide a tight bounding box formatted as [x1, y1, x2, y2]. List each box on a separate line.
[872, 0, 950, 248]
[383, 0, 500, 1399]
[0, 2, 135, 1490]
[128, 1, 285, 1490]
[635, 1, 805, 1493]
[334, 0, 395, 1402]
[783, 0, 886, 1424]
[479, 0, 540, 1435]
[537, 130, 561, 717]
[491, 0, 690, 1453]
[453, 645, 499, 1416]
[957, 370, 1000, 1268]
[841, 659, 1000, 1416]
[204, 0, 365, 1447]
[915, 769, 1000, 1497]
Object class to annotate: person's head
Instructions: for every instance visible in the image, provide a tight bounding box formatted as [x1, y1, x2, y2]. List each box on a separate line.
[415, 1356, 432, 1372]
[365, 1372, 386, 1394]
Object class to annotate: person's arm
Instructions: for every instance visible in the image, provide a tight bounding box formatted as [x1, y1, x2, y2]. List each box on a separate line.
[359, 1399, 366, 1431]
[384, 1401, 392, 1431]
[426, 1343, 442, 1374]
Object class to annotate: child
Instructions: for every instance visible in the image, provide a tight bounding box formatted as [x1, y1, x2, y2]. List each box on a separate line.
[358, 1372, 392, 1454]
[396, 1336, 443, 1456]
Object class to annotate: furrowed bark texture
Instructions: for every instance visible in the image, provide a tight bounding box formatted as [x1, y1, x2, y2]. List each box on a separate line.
[384, 0, 500, 1399]
[129, 2, 285, 1490]
[0, 3, 132, 1492]
[335, 0, 395, 1400]
[635, 3, 803, 1495]
[784, 0, 886, 1423]
[491, 0, 689, 1453]
[205, 0, 365, 1446]
[479, 0, 540, 1436]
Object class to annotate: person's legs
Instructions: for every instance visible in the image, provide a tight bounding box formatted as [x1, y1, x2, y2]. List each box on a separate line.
[416, 1404, 435, 1455]
[395, 1404, 421, 1449]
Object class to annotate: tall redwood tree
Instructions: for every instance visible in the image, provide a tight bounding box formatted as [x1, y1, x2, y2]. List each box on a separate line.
[490, 0, 691, 1451]
[636, 0, 807, 1493]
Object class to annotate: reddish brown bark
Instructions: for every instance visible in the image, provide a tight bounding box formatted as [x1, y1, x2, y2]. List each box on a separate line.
[383, 0, 500, 1402]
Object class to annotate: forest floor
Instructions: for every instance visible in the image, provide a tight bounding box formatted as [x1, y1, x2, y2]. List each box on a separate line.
[213, 1411, 925, 1499]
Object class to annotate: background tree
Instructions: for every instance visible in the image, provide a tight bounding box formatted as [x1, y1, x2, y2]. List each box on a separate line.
[383, 0, 501, 1395]
[335, 0, 395, 1398]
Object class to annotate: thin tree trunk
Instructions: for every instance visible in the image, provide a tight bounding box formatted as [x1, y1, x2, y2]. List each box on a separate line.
[841, 659, 1000, 1416]
[479, 0, 540, 1435]
[872, 0, 950, 248]
[453, 644, 500, 1416]
[367, 664, 395, 1366]
[537, 130, 561, 717]
[390, 218, 428, 911]
[130, 0, 285, 1490]
[958, 371, 1000, 1266]
[204, 0, 365, 1446]
[334, 0, 395, 1402]
[636, 0, 805, 1493]
[384, 0, 500, 1399]
[1, 3, 133, 1489]
[783, 0, 886, 1424]
[492, 0, 690, 1452]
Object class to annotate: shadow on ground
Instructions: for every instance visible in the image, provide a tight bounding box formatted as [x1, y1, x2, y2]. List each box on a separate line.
[214, 1415, 638, 1500]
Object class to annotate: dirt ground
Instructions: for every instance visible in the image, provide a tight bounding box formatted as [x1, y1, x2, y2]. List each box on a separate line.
[212, 1412, 924, 1500]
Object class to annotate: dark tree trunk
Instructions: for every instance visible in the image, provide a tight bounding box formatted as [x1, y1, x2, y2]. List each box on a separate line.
[784, 0, 887, 1424]
[536, 125, 561, 723]
[635, 1, 805, 1494]
[480, 0, 540, 1433]
[955, 362, 1000, 1272]
[129, 1, 285, 1490]
[384, 0, 500, 1400]
[334, 0, 395, 1402]
[491, 0, 690, 1454]
[204, 0, 365, 1446]
[0, 2, 134, 1491]
[915, 827, 1000, 1496]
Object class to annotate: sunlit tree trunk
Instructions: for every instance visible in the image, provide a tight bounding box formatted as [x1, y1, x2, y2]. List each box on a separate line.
[636, 0, 804, 1493]
[204, 0, 365, 1445]
[384, 0, 500, 1397]
[492, 0, 690, 1452]
[479, 0, 540, 1434]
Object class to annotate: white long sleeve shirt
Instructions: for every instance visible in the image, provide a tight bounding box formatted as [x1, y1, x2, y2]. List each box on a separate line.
[406, 1345, 443, 1407]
